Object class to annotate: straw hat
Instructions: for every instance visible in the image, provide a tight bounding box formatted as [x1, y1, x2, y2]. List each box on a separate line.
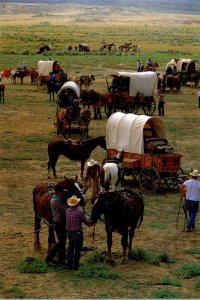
[67, 195, 81, 207]
[87, 158, 97, 167]
[189, 170, 200, 177]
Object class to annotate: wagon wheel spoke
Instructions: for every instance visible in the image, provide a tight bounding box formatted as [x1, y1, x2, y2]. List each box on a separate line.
[164, 168, 186, 190]
[143, 99, 156, 116]
[139, 167, 160, 193]
[132, 105, 139, 114]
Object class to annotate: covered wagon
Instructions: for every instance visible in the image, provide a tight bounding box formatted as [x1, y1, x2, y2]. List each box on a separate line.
[166, 58, 200, 86]
[104, 70, 157, 116]
[37, 60, 67, 85]
[106, 112, 186, 192]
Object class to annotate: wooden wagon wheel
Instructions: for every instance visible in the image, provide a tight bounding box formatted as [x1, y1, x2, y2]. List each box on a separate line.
[143, 98, 156, 116]
[132, 104, 140, 114]
[164, 168, 186, 190]
[138, 166, 160, 193]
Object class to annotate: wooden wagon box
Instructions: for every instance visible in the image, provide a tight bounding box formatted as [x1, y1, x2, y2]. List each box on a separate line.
[141, 153, 182, 172]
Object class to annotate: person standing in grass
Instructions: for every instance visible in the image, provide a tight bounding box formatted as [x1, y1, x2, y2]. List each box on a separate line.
[179, 170, 200, 231]
[45, 183, 67, 266]
[66, 195, 92, 270]
[158, 92, 165, 116]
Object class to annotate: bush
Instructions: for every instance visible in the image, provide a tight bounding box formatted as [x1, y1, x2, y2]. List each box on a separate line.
[14, 257, 48, 273]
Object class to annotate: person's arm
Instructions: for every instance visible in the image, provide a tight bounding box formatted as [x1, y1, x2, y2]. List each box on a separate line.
[179, 183, 186, 195]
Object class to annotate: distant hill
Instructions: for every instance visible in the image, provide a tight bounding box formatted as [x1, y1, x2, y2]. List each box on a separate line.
[1, 0, 200, 15]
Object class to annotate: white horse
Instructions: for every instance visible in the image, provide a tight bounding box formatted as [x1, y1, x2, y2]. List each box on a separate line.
[100, 162, 122, 192]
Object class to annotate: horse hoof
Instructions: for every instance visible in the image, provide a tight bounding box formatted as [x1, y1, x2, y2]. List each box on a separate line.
[121, 258, 128, 265]
[106, 258, 116, 266]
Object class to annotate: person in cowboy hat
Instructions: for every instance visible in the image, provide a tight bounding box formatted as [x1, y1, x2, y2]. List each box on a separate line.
[84, 159, 100, 203]
[66, 195, 92, 270]
[180, 169, 200, 231]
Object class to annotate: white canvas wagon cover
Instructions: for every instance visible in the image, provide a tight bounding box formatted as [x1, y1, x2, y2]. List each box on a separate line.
[57, 81, 80, 98]
[106, 70, 157, 97]
[106, 112, 167, 154]
[38, 60, 54, 76]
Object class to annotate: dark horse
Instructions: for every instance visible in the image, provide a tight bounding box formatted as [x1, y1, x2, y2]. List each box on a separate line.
[80, 89, 103, 119]
[91, 188, 144, 263]
[11, 68, 29, 84]
[47, 135, 106, 178]
[33, 176, 85, 252]
[0, 83, 5, 103]
[46, 80, 62, 101]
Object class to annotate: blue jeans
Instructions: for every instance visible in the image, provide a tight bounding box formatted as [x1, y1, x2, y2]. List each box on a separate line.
[67, 231, 83, 269]
[186, 200, 199, 229]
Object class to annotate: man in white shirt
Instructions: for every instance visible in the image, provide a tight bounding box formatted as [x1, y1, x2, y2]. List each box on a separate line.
[180, 170, 200, 231]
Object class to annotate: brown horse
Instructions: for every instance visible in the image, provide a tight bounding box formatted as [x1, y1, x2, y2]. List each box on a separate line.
[0, 83, 5, 103]
[47, 135, 107, 178]
[33, 176, 85, 252]
[78, 109, 91, 138]
[54, 107, 73, 137]
[143, 62, 159, 72]
[80, 89, 103, 119]
[11, 68, 29, 84]
[91, 188, 144, 263]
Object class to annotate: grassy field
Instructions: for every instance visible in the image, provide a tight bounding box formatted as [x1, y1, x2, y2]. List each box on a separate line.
[1, 3, 200, 299]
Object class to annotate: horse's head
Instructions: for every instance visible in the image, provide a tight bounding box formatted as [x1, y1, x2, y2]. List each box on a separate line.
[91, 190, 117, 224]
[98, 136, 107, 150]
[59, 176, 86, 206]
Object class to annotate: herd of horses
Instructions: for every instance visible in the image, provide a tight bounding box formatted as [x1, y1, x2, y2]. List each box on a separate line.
[67, 42, 141, 53]
[33, 135, 144, 261]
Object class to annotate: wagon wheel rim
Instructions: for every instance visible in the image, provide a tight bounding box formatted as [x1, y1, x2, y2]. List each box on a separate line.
[143, 99, 156, 116]
[132, 105, 139, 114]
[164, 168, 185, 190]
[139, 167, 160, 193]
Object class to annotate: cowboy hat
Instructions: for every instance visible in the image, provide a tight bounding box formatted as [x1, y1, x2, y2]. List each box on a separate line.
[87, 158, 97, 166]
[67, 195, 81, 207]
[189, 169, 200, 177]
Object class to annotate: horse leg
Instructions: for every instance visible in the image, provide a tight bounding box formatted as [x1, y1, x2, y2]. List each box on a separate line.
[128, 227, 135, 253]
[98, 108, 102, 119]
[121, 230, 129, 264]
[106, 226, 113, 261]
[80, 160, 86, 179]
[34, 214, 42, 250]
[47, 155, 59, 178]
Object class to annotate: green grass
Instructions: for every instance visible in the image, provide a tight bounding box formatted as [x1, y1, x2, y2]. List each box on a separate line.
[14, 257, 48, 274]
[172, 263, 200, 279]
[150, 288, 181, 299]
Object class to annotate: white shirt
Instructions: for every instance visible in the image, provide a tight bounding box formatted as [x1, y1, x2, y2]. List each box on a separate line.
[183, 179, 200, 201]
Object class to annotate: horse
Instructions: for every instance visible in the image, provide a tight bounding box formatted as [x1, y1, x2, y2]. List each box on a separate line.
[78, 109, 91, 138]
[0, 83, 5, 103]
[29, 68, 38, 85]
[54, 107, 73, 137]
[76, 75, 95, 91]
[46, 80, 62, 101]
[165, 74, 181, 92]
[11, 68, 29, 84]
[100, 162, 122, 192]
[33, 176, 86, 253]
[100, 43, 116, 52]
[143, 62, 159, 72]
[91, 188, 144, 263]
[37, 45, 52, 54]
[79, 43, 90, 52]
[47, 135, 107, 178]
[80, 89, 103, 119]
